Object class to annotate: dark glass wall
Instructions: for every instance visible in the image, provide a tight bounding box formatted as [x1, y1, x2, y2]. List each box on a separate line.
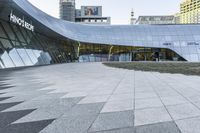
[78, 42, 185, 62]
[0, 19, 76, 69]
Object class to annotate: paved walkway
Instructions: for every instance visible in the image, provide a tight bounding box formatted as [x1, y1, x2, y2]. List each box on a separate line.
[0, 63, 200, 133]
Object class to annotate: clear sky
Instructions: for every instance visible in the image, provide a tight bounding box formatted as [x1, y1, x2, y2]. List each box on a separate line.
[28, 0, 182, 25]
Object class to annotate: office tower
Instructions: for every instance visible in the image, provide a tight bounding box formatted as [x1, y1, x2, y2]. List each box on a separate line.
[180, 0, 200, 24]
[59, 0, 75, 22]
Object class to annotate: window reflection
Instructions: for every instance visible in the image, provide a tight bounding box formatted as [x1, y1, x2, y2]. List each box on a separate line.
[16, 48, 33, 66]
[9, 48, 25, 67]
[0, 51, 15, 68]
[25, 49, 38, 65]
[32, 50, 45, 65]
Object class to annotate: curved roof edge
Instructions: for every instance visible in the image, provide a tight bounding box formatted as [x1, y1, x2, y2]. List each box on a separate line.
[6, 0, 200, 62]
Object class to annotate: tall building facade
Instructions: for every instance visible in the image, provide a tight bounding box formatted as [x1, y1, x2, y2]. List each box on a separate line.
[59, 0, 75, 22]
[180, 0, 200, 24]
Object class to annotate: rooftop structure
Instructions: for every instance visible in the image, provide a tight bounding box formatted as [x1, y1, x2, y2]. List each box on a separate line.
[75, 6, 111, 25]
[136, 15, 176, 25]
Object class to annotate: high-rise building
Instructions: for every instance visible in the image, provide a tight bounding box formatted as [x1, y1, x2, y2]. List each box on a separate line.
[59, 0, 75, 22]
[180, 0, 200, 24]
[136, 16, 176, 25]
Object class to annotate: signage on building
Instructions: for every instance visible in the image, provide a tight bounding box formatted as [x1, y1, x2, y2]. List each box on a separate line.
[9, 11, 34, 32]
[81, 6, 102, 17]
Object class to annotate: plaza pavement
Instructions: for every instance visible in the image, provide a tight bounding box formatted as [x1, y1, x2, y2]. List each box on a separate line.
[0, 63, 200, 133]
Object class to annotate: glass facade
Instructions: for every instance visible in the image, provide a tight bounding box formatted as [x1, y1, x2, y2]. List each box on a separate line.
[0, 16, 184, 69]
[78, 43, 184, 62]
[0, 19, 76, 69]
[2, 0, 200, 69]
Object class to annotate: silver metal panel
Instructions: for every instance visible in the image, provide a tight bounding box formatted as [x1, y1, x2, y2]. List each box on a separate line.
[11, 0, 200, 62]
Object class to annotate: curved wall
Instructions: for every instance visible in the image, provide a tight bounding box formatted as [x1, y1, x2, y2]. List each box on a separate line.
[4, 0, 200, 62]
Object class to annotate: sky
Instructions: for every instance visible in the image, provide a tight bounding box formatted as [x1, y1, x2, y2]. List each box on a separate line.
[28, 0, 182, 25]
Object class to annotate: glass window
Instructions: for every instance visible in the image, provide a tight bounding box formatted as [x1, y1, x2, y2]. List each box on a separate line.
[0, 51, 15, 68]
[9, 48, 25, 67]
[32, 49, 45, 65]
[12, 41, 21, 47]
[0, 23, 7, 38]
[0, 61, 4, 68]
[43, 52, 52, 64]
[0, 38, 13, 49]
[2, 23, 16, 40]
[25, 49, 38, 65]
[16, 48, 33, 66]
[15, 27, 26, 43]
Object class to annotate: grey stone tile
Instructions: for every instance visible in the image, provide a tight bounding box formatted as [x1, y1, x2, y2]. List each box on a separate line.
[187, 95, 200, 103]
[135, 98, 163, 110]
[55, 97, 83, 107]
[2, 62, 200, 133]
[167, 103, 200, 120]
[93, 127, 135, 133]
[0, 90, 49, 101]
[193, 101, 200, 109]
[101, 100, 134, 113]
[63, 102, 105, 117]
[0, 109, 35, 128]
[62, 92, 88, 98]
[135, 107, 172, 126]
[88, 89, 114, 96]
[0, 97, 12, 102]
[135, 121, 181, 133]
[0, 84, 10, 86]
[3, 99, 57, 112]
[161, 96, 189, 106]
[0, 102, 23, 112]
[40, 115, 97, 133]
[135, 92, 158, 99]
[156, 90, 180, 97]
[0, 76, 10, 82]
[88, 111, 134, 132]
[32, 93, 67, 101]
[113, 88, 134, 95]
[13, 98, 81, 123]
[108, 93, 134, 101]
[0, 86, 15, 90]
[78, 95, 110, 104]
[176, 117, 200, 133]
[0, 119, 54, 133]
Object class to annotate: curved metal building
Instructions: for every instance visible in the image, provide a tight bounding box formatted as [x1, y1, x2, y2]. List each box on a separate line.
[0, 0, 200, 68]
